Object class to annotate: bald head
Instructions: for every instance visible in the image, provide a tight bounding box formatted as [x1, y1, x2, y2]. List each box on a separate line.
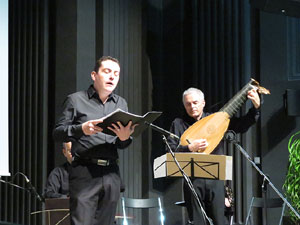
[62, 142, 72, 163]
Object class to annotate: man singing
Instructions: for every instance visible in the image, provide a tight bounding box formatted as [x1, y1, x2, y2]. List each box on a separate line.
[53, 56, 136, 225]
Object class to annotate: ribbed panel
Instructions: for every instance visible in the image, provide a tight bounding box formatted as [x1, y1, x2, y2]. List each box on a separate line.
[192, 0, 243, 107]
[102, 0, 145, 224]
[0, 0, 48, 224]
[194, 2, 249, 223]
[148, 0, 253, 224]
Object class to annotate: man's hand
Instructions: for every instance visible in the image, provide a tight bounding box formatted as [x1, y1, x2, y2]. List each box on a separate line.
[108, 121, 138, 141]
[82, 119, 103, 135]
[188, 139, 208, 152]
[247, 88, 260, 109]
[225, 198, 231, 207]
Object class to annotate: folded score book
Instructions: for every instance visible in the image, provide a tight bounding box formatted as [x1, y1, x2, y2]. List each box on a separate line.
[96, 108, 162, 137]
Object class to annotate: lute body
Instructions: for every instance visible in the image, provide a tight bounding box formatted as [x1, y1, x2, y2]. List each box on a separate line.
[180, 78, 270, 154]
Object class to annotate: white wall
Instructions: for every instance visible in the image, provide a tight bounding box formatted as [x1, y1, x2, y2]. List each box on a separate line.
[0, 0, 10, 176]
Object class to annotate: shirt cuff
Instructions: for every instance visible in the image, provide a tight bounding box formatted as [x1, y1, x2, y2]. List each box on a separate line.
[117, 137, 132, 149]
[70, 124, 84, 138]
[176, 145, 190, 152]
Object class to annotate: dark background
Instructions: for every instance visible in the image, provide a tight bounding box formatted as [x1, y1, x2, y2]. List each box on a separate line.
[1, 0, 300, 224]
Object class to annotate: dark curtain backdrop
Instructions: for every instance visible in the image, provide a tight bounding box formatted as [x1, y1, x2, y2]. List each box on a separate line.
[0, 0, 48, 224]
[147, 0, 256, 126]
[147, 0, 260, 224]
[1, 0, 268, 224]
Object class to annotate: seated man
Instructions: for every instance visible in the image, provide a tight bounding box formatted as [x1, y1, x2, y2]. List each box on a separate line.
[44, 142, 72, 199]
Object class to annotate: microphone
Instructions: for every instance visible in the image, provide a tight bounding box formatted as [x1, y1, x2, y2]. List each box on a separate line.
[224, 130, 236, 142]
[144, 121, 180, 140]
[24, 176, 45, 202]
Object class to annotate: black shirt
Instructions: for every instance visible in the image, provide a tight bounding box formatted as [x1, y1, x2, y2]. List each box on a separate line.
[44, 162, 70, 199]
[53, 85, 132, 159]
[167, 107, 260, 155]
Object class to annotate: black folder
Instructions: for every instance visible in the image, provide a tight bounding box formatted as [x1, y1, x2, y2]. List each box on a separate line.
[96, 108, 162, 137]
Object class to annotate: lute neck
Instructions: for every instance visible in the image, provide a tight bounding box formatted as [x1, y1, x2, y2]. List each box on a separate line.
[219, 79, 257, 118]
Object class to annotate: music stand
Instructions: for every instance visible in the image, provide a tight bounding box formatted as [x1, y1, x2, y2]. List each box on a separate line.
[146, 122, 214, 225]
[154, 152, 232, 180]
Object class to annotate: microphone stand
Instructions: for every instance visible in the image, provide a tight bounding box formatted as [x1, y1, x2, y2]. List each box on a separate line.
[0, 177, 29, 193]
[25, 179, 45, 202]
[146, 122, 214, 225]
[0, 172, 45, 202]
[225, 130, 300, 223]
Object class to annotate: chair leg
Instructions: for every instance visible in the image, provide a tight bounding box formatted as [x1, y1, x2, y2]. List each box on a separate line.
[245, 197, 255, 225]
[229, 215, 233, 225]
[158, 197, 165, 225]
[122, 198, 128, 225]
[279, 202, 286, 225]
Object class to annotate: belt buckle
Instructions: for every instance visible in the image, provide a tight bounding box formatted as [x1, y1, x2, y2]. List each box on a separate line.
[97, 159, 109, 166]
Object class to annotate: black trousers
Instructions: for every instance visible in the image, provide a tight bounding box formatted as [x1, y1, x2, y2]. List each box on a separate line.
[69, 162, 121, 225]
[185, 179, 225, 225]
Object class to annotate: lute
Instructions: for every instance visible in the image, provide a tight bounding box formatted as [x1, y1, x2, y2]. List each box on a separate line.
[180, 78, 270, 154]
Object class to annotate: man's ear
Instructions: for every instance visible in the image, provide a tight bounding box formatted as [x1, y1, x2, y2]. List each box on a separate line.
[202, 100, 206, 107]
[91, 71, 96, 81]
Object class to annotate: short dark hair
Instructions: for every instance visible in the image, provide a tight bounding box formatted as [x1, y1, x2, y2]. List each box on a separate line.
[93, 56, 120, 73]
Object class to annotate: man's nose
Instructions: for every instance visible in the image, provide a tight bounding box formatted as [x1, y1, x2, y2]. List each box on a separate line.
[109, 73, 114, 79]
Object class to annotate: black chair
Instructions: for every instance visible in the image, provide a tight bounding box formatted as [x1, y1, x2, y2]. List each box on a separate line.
[121, 197, 165, 225]
[174, 200, 234, 225]
[174, 201, 194, 225]
[245, 197, 286, 225]
[44, 198, 70, 225]
[31, 198, 70, 225]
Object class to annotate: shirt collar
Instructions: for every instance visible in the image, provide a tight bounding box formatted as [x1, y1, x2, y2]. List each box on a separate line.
[87, 85, 117, 103]
[183, 111, 208, 124]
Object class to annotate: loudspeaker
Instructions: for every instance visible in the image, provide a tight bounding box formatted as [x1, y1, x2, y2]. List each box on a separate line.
[285, 89, 300, 116]
[250, 0, 300, 18]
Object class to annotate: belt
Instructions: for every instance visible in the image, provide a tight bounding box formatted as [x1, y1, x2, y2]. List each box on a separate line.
[74, 156, 117, 166]
[91, 158, 114, 166]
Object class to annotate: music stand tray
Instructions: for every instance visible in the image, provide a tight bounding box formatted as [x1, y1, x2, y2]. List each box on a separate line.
[153, 153, 232, 180]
